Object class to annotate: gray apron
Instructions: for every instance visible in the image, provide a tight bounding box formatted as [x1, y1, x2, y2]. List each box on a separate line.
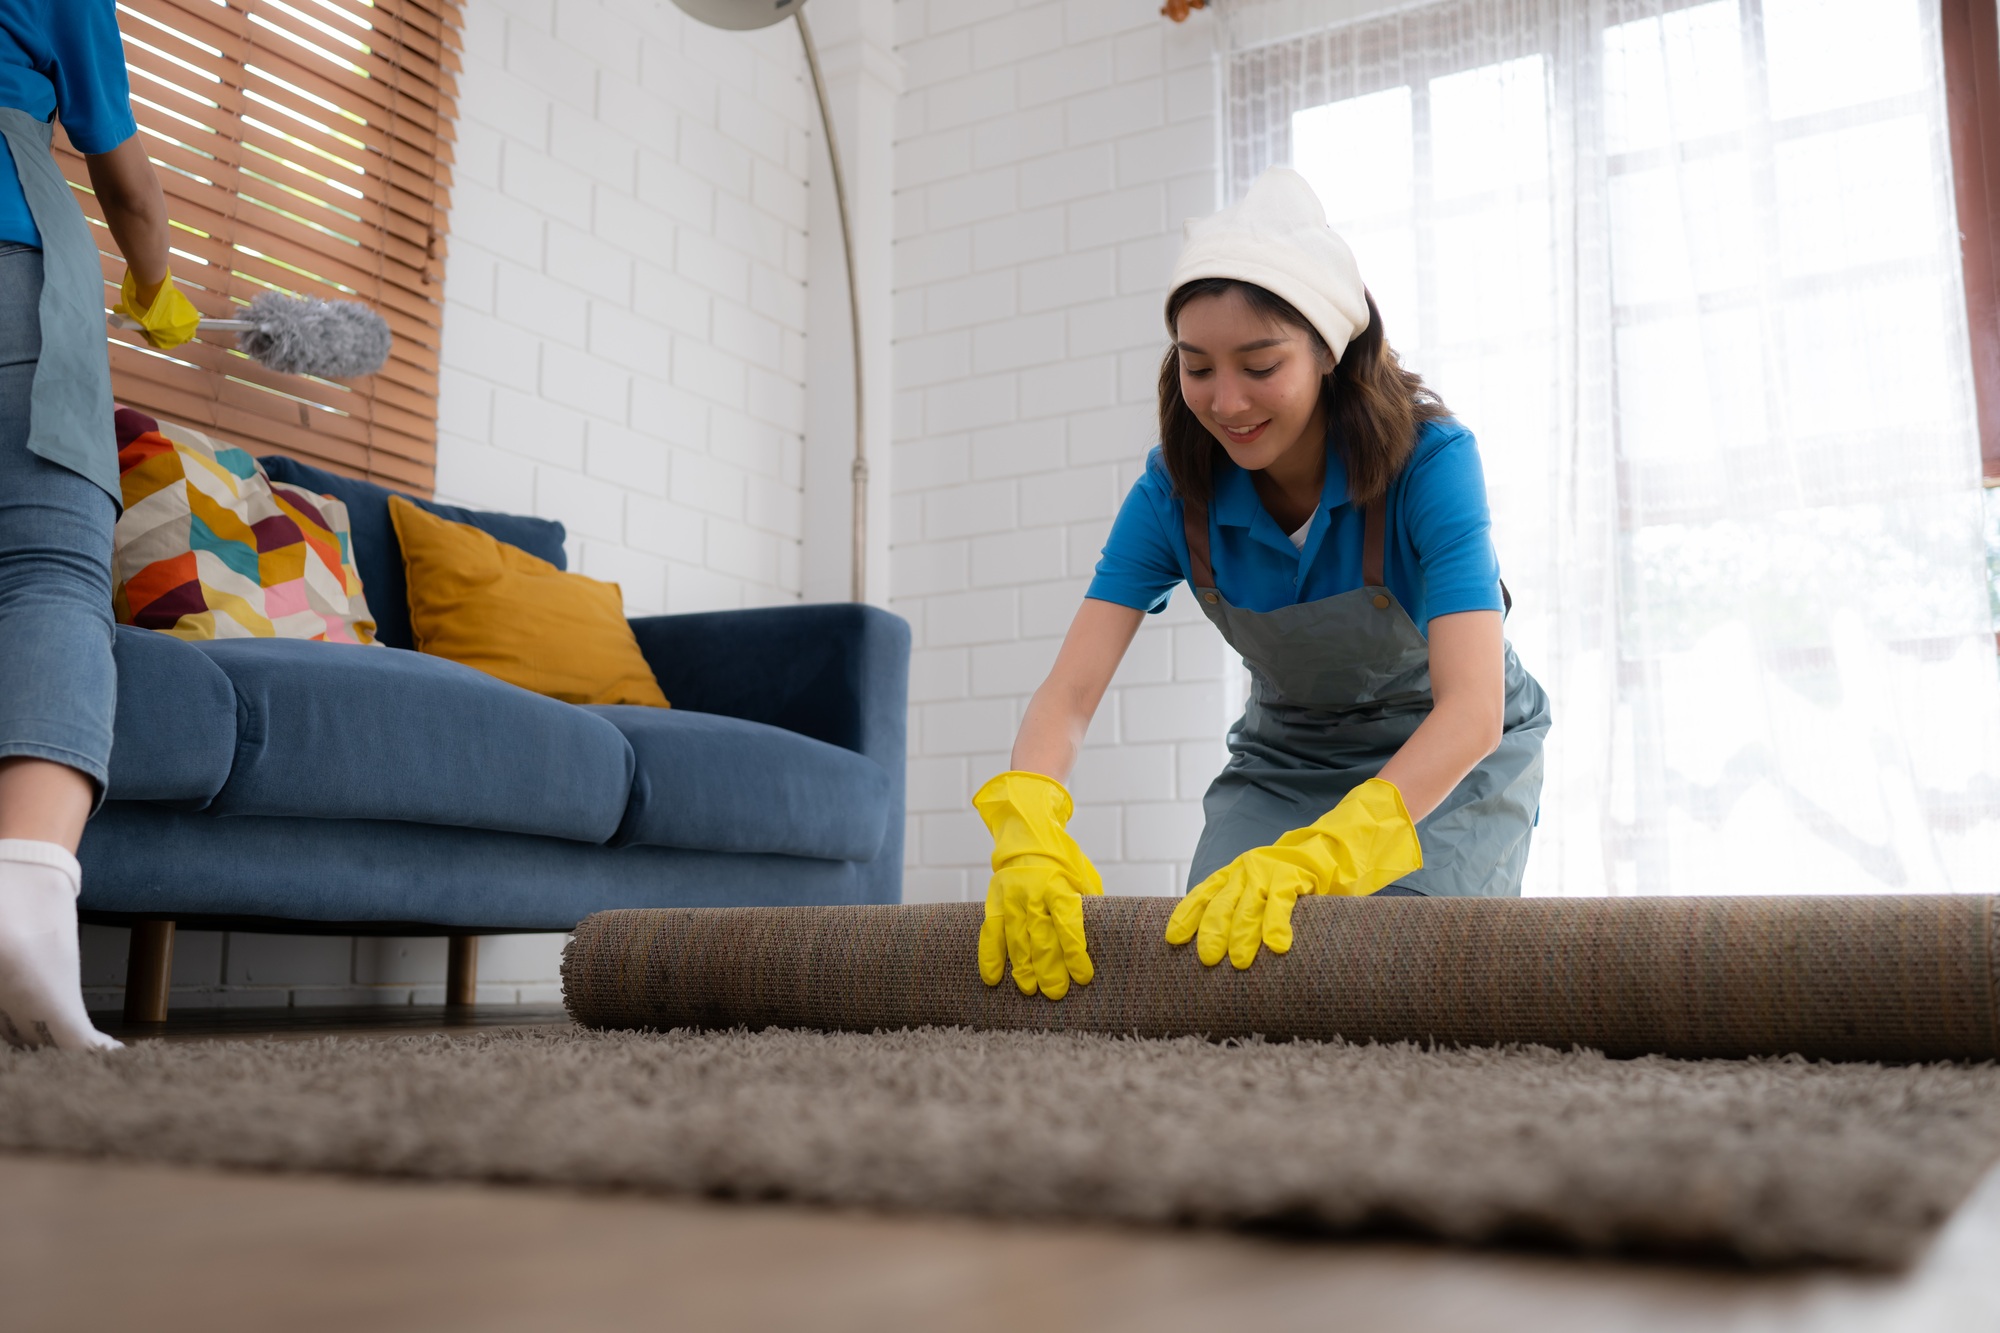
[1183, 490, 1551, 897]
[0, 107, 119, 505]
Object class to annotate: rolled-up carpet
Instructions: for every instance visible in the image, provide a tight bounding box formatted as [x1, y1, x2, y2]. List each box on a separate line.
[563, 895, 1999, 1061]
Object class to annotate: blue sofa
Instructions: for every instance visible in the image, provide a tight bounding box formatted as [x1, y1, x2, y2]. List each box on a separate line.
[77, 456, 910, 1011]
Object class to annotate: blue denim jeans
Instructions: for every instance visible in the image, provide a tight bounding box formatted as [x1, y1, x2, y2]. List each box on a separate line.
[0, 242, 117, 793]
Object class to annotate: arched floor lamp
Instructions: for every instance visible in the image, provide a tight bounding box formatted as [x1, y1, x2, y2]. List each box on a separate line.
[670, 0, 869, 604]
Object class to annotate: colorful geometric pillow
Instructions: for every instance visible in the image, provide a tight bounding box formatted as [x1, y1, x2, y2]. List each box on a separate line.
[111, 409, 379, 644]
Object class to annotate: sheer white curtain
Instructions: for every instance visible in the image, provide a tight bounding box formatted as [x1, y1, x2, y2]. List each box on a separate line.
[1223, 0, 2000, 895]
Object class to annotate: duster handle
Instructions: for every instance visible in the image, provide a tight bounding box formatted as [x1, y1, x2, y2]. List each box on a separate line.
[108, 313, 253, 334]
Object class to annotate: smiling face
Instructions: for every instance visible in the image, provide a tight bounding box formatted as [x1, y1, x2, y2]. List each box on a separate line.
[1173, 286, 1334, 478]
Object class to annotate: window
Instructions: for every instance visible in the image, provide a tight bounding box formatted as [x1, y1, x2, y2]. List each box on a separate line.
[1227, 0, 2000, 896]
[57, 0, 465, 492]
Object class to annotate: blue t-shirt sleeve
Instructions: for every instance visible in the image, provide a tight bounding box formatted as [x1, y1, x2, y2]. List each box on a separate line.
[1402, 424, 1505, 619]
[1087, 454, 1184, 614]
[49, 1, 135, 154]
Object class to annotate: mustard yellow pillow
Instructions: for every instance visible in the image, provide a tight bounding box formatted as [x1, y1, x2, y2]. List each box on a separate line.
[388, 494, 669, 708]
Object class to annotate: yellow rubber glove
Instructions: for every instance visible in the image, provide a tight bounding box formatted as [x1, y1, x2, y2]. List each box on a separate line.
[1164, 777, 1423, 970]
[117, 268, 201, 350]
[972, 770, 1103, 1000]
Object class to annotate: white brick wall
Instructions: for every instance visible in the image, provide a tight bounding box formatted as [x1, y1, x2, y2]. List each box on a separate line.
[80, 928, 569, 1012]
[891, 1, 1235, 904]
[434, 0, 814, 615]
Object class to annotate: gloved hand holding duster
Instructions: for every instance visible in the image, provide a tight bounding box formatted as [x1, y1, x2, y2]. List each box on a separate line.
[114, 267, 200, 350]
[1166, 777, 1423, 969]
[111, 274, 392, 378]
[972, 770, 1103, 1000]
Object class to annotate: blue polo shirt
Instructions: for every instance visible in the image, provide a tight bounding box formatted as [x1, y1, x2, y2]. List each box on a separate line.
[1086, 418, 1506, 636]
[0, 0, 136, 247]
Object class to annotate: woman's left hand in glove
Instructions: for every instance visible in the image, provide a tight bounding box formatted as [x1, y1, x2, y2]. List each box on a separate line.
[116, 268, 200, 349]
[1164, 777, 1422, 969]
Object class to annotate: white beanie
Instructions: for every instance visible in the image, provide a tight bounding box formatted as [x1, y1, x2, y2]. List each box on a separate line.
[1167, 167, 1370, 363]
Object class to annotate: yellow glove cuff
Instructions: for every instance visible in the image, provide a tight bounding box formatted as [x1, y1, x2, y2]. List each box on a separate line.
[970, 770, 1102, 895]
[1300, 777, 1423, 897]
[971, 770, 1073, 831]
[119, 269, 201, 350]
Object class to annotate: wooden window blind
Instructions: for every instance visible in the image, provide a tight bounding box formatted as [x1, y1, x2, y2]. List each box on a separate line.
[55, 0, 465, 494]
[1942, 0, 2000, 479]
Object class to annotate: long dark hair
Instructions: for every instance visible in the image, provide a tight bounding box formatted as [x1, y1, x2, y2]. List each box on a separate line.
[1157, 280, 1446, 508]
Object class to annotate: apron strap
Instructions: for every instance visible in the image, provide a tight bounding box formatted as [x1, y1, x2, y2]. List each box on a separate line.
[1181, 491, 1215, 589]
[1365, 495, 1515, 613]
[1363, 498, 1386, 587]
[1189, 484, 1510, 613]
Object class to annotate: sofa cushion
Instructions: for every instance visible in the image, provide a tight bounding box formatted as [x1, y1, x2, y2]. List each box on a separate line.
[106, 626, 238, 806]
[199, 638, 635, 843]
[587, 705, 891, 861]
[258, 456, 567, 651]
[79, 806, 885, 930]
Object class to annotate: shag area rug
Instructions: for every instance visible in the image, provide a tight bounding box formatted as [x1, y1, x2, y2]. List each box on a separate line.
[4, 1025, 1998, 1268]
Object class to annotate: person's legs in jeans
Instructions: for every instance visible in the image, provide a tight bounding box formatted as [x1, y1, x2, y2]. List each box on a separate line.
[0, 242, 120, 1050]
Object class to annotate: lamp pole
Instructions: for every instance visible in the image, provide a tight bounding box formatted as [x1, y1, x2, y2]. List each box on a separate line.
[794, 10, 868, 605]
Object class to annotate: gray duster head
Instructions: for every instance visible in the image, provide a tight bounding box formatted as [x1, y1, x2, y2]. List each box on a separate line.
[236, 291, 392, 378]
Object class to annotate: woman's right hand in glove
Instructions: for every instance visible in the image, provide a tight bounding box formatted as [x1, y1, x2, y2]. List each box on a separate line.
[972, 770, 1103, 1000]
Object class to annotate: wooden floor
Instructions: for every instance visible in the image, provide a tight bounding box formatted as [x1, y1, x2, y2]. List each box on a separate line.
[91, 1003, 575, 1044]
[5, 1008, 1995, 1333]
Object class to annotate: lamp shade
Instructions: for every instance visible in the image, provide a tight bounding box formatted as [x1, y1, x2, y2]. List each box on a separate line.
[669, 0, 804, 30]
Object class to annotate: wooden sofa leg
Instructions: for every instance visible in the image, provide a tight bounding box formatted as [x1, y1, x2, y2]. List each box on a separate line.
[122, 919, 176, 1024]
[445, 934, 478, 1008]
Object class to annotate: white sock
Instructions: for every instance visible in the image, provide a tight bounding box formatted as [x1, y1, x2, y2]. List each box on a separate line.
[0, 840, 121, 1051]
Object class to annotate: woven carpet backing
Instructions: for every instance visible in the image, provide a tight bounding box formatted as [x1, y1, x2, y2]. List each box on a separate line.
[563, 895, 2000, 1061]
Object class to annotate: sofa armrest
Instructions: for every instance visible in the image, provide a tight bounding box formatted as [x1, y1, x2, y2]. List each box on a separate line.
[626, 603, 910, 769]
